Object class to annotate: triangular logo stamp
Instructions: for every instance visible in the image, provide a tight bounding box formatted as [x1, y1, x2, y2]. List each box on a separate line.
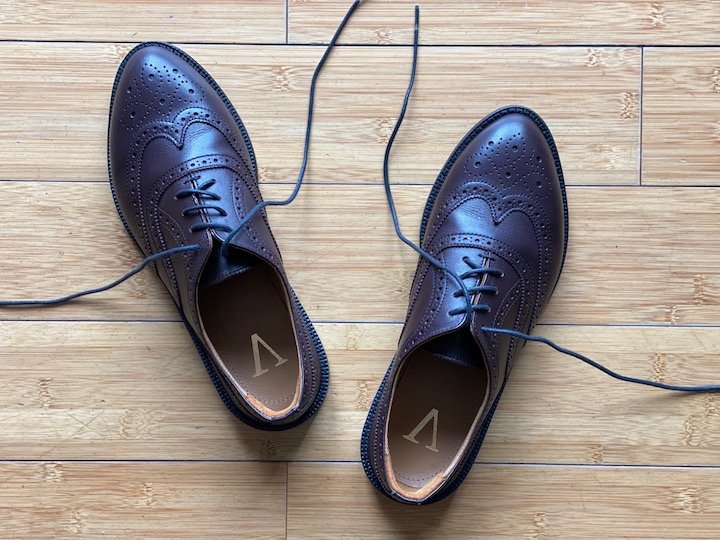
[403, 407, 439, 452]
[251, 333, 288, 378]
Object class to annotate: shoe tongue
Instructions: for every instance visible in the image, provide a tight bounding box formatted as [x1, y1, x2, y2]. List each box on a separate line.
[200, 237, 259, 288]
[421, 328, 483, 368]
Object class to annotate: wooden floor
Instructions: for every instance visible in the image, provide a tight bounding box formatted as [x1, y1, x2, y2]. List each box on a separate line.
[1, 1, 720, 538]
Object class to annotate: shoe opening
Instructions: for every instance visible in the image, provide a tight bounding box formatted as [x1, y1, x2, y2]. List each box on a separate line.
[384, 328, 490, 502]
[197, 242, 302, 420]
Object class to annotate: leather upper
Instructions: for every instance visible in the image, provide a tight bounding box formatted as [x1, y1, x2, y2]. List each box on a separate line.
[109, 44, 260, 331]
[108, 43, 324, 428]
[363, 107, 567, 503]
[405, 110, 566, 394]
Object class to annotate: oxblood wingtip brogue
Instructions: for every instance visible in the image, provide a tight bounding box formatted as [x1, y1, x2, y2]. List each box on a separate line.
[108, 42, 328, 430]
[362, 106, 568, 504]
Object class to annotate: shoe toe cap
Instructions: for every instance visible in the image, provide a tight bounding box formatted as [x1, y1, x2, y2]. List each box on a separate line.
[462, 111, 562, 204]
[110, 43, 213, 135]
[428, 107, 568, 303]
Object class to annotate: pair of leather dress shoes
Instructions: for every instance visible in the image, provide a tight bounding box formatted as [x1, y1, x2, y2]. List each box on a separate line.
[108, 42, 566, 505]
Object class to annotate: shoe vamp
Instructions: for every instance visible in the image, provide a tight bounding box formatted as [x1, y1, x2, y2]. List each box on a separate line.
[428, 190, 541, 270]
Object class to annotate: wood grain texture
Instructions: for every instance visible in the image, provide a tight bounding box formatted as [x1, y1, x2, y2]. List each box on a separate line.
[0, 461, 285, 539]
[643, 48, 720, 185]
[0, 43, 640, 185]
[2, 321, 719, 465]
[3, 3, 720, 538]
[287, 463, 720, 539]
[0, 183, 718, 325]
[0, 1, 286, 43]
[288, 0, 720, 46]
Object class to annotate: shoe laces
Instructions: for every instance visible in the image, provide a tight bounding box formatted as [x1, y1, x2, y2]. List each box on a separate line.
[447, 256, 503, 317]
[382, 6, 720, 393]
[0, 0, 363, 306]
[172, 0, 366, 251]
[176, 177, 231, 233]
[1, 2, 718, 395]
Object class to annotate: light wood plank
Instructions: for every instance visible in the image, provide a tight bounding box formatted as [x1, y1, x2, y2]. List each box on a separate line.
[287, 463, 720, 539]
[0, 183, 718, 324]
[2, 322, 720, 465]
[0, 461, 285, 539]
[3, 3, 720, 539]
[0, 43, 640, 185]
[0, 1, 285, 43]
[289, 0, 720, 46]
[643, 47, 720, 185]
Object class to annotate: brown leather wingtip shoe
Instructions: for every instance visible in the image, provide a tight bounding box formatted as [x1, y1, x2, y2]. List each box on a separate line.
[108, 42, 328, 430]
[361, 106, 568, 504]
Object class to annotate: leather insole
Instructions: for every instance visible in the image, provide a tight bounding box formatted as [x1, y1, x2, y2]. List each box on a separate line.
[198, 265, 300, 415]
[387, 348, 488, 491]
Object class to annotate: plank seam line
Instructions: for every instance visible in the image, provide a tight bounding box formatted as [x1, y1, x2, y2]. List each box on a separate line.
[4, 39, 716, 48]
[1, 460, 720, 471]
[4, 319, 720, 329]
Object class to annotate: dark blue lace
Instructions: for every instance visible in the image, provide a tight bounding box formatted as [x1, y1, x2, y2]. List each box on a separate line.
[383, 6, 720, 393]
[177, 177, 232, 233]
[447, 256, 503, 316]
[0, 245, 199, 307]
[178, 0, 366, 249]
[217, 0, 365, 257]
[0, 0, 363, 308]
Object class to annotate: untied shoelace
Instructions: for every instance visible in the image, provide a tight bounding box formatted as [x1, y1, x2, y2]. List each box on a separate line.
[2, 1, 719, 393]
[381, 6, 720, 393]
[0, 0, 363, 305]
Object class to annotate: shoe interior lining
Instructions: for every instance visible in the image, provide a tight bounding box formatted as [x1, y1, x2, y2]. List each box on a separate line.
[385, 330, 489, 501]
[198, 264, 301, 418]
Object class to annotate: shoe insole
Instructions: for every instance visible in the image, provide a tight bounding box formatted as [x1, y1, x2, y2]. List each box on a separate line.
[198, 265, 300, 416]
[387, 348, 488, 492]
